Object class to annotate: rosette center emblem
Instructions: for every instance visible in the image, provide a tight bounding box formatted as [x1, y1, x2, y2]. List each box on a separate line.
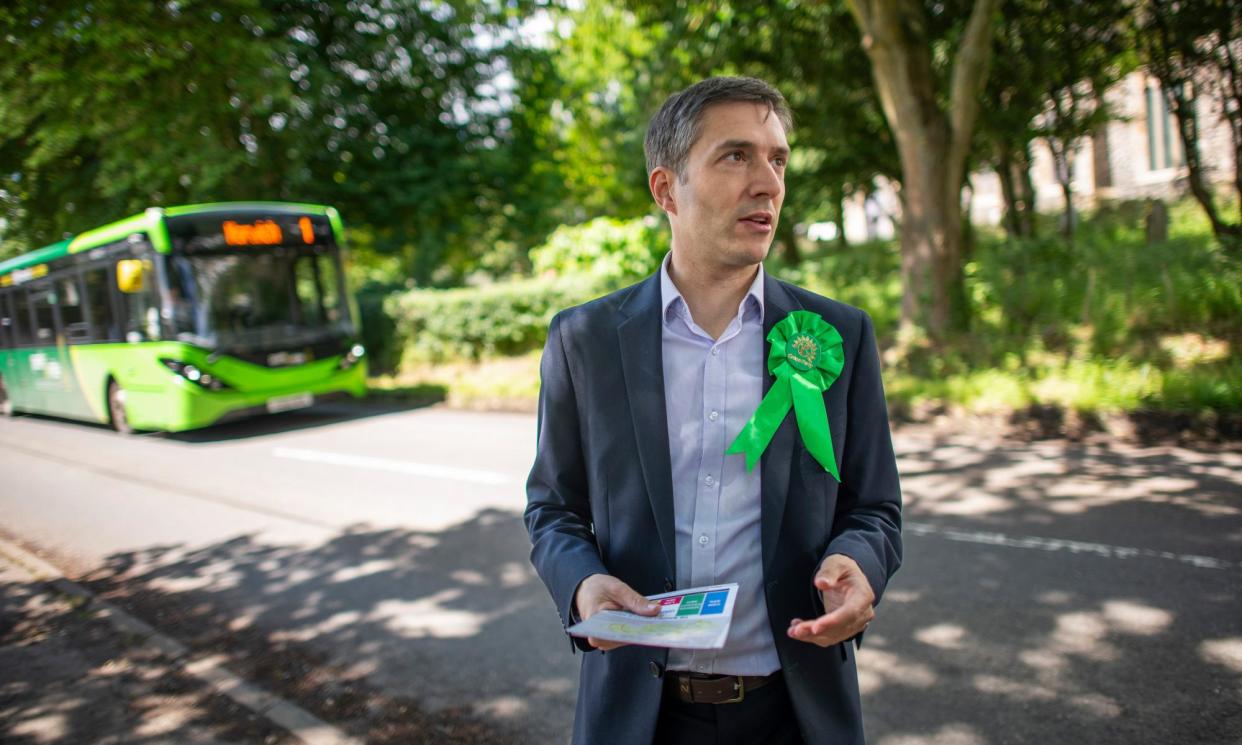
[786, 333, 819, 371]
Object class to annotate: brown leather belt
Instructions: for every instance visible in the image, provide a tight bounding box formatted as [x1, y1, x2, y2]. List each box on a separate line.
[666, 671, 779, 704]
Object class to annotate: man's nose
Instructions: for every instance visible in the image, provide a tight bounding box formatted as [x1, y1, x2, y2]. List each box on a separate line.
[749, 160, 784, 199]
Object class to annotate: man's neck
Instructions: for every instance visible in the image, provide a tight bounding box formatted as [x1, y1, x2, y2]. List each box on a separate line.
[667, 251, 759, 340]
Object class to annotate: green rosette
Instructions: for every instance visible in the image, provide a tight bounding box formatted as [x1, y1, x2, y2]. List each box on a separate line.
[727, 310, 844, 480]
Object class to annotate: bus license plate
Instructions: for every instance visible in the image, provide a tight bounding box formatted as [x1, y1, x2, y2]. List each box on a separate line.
[266, 392, 314, 413]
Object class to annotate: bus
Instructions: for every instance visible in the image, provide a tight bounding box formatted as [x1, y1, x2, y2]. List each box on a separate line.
[0, 202, 367, 433]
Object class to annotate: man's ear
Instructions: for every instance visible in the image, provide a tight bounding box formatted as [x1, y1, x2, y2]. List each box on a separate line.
[649, 167, 677, 216]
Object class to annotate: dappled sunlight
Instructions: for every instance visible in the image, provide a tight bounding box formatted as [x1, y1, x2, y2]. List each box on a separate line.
[857, 647, 938, 695]
[971, 673, 1055, 702]
[914, 623, 966, 650]
[1200, 638, 1242, 675]
[1100, 600, 1172, 635]
[894, 430, 1242, 528]
[1051, 611, 1118, 662]
[329, 558, 397, 582]
[5, 707, 70, 743]
[475, 695, 529, 718]
[876, 723, 987, 745]
[69, 506, 579, 744]
[373, 590, 490, 639]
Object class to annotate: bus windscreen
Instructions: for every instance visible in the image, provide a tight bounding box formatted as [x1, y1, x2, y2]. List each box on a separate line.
[164, 211, 351, 350]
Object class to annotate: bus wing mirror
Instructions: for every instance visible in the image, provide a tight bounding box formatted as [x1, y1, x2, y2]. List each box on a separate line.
[116, 259, 146, 293]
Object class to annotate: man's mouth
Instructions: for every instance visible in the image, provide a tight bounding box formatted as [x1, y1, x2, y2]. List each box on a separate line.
[738, 211, 774, 232]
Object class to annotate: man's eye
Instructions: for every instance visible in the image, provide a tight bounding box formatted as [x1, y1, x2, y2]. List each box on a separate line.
[773, 157, 787, 168]
[725, 151, 744, 162]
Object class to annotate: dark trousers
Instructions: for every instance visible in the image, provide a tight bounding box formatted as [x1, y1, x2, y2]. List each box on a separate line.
[652, 673, 806, 745]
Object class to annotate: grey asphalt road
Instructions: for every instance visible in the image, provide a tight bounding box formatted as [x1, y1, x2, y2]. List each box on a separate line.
[1, 402, 1240, 745]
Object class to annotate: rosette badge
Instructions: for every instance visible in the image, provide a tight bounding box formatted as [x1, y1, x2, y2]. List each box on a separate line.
[727, 310, 844, 480]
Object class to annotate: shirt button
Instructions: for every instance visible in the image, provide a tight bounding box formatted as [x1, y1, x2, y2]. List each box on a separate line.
[708, 410, 719, 421]
[704, 474, 715, 486]
[699, 535, 709, 546]
[711, 347, 719, 356]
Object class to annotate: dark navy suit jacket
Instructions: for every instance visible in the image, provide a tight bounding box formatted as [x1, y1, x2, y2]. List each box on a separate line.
[525, 270, 903, 745]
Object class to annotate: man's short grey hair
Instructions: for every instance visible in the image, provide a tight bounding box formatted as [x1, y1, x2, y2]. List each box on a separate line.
[644, 76, 793, 179]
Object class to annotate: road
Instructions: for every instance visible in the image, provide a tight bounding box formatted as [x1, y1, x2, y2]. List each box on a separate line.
[2, 402, 1240, 744]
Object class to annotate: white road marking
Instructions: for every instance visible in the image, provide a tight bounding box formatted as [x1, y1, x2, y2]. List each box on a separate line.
[905, 521, 1233, 570]
[271, 447, 512, 486]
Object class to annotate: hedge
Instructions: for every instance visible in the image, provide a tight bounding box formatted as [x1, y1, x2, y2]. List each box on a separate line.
[384, 276, 606, 364]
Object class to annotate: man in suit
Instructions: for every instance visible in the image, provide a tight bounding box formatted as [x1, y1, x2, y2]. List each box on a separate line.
[525, 76, 902, 745]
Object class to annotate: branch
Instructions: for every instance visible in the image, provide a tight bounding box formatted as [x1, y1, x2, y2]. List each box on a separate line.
[946, 0, 1000, 185]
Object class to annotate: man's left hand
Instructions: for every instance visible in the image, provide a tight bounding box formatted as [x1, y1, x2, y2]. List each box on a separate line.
[786, 554, 876, 648]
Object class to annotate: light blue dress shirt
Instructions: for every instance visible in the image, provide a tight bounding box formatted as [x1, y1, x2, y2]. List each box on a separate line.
[659, 252, 781, 676]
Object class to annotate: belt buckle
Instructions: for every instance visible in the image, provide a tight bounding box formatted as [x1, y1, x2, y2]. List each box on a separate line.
[721, 677, 745, 704]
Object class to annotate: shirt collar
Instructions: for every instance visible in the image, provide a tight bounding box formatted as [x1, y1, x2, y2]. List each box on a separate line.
[659, 251, 765, 328]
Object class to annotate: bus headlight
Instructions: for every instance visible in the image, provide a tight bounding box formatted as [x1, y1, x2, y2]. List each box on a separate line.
[339, 343, 366, 370]
[160, 359, 232, 391]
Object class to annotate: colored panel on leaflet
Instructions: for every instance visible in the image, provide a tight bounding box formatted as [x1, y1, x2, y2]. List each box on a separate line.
[676, 593, 705, 616]
[701, 591, 728, 615]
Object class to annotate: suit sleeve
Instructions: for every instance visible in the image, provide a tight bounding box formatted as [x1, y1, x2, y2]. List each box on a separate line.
[823, 309, 903, 607]
[524, 312, 610, 652]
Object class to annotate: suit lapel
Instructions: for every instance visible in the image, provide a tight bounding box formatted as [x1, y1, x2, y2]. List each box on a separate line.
[617, 275, 678, 577]
[760, 274, 802, 574]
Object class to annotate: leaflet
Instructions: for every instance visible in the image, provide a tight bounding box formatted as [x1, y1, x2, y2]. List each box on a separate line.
[567, 583, 739, 649]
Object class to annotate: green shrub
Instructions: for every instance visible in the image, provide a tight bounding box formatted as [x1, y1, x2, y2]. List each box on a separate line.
[355, 281, 403, 375]
[386, 276, 605, 364]
[531, 216, 668, 289]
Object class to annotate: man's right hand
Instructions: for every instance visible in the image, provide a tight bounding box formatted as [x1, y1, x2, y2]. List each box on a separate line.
[574, 574, 661, 651]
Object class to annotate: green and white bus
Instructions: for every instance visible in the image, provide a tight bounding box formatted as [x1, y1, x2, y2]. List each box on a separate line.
[0, 202, 367, 433]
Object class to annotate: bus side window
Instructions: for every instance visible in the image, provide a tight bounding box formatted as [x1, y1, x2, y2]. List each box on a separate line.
[318, 255, 342, 324]
[10, 291, 29, 346]
[0, 290, 10, 349]
[82, 266, 120, 342]
[59, 274, 89, 342]
[32, 285, 57, 344]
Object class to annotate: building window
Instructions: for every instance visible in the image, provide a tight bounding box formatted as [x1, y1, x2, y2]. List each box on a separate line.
[1145, 81, 1183, 171]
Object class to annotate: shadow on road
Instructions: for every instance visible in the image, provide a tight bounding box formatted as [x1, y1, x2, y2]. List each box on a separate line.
[6, 394, 448, 444]
[9, 431, 1240, 745]
[164, 396, 448, 444]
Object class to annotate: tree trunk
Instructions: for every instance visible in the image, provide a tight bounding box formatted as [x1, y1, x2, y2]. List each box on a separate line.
[1046, 136, 1076, 241]
[835, 188, 849, 249]
[897, 119, 966, 335]
[1017, 143, 1037, 237]
[847, 0, 999, 339]
[778, 213, 801, 266]
[997, 142, 1036, 239]
[997, 145, 1021, 239]
[1164, 84, 1240, 242]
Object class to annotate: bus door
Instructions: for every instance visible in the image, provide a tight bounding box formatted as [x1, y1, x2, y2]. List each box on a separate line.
[50, 273, 93, 419]
[22, 283, 59, 412]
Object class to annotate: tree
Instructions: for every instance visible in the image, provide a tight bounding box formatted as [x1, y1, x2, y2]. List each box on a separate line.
[541, 0, 899, 265]
[1136, 0, 1242, 245]
[845, 0, 1001, 339]
[977, 0, 1133, 241]
[0, 0, 546, 282]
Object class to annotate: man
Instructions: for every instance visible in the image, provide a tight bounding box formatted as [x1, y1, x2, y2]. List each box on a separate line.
[525, 77, 902, 745]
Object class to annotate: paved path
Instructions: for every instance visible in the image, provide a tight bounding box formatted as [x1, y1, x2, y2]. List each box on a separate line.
[1, 403, 1240, 744]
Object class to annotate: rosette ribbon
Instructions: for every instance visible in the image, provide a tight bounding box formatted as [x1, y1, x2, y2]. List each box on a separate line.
[727, 310, 844, 480]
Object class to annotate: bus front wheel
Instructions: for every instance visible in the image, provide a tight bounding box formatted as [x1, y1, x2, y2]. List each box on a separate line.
[108, 380, 134, 435]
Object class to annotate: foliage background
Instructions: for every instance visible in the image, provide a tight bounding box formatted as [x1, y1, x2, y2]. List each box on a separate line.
[2, 0, 1239, 422]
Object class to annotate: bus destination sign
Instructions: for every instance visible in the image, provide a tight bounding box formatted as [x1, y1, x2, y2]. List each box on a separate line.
[223, 216, 317, 247]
